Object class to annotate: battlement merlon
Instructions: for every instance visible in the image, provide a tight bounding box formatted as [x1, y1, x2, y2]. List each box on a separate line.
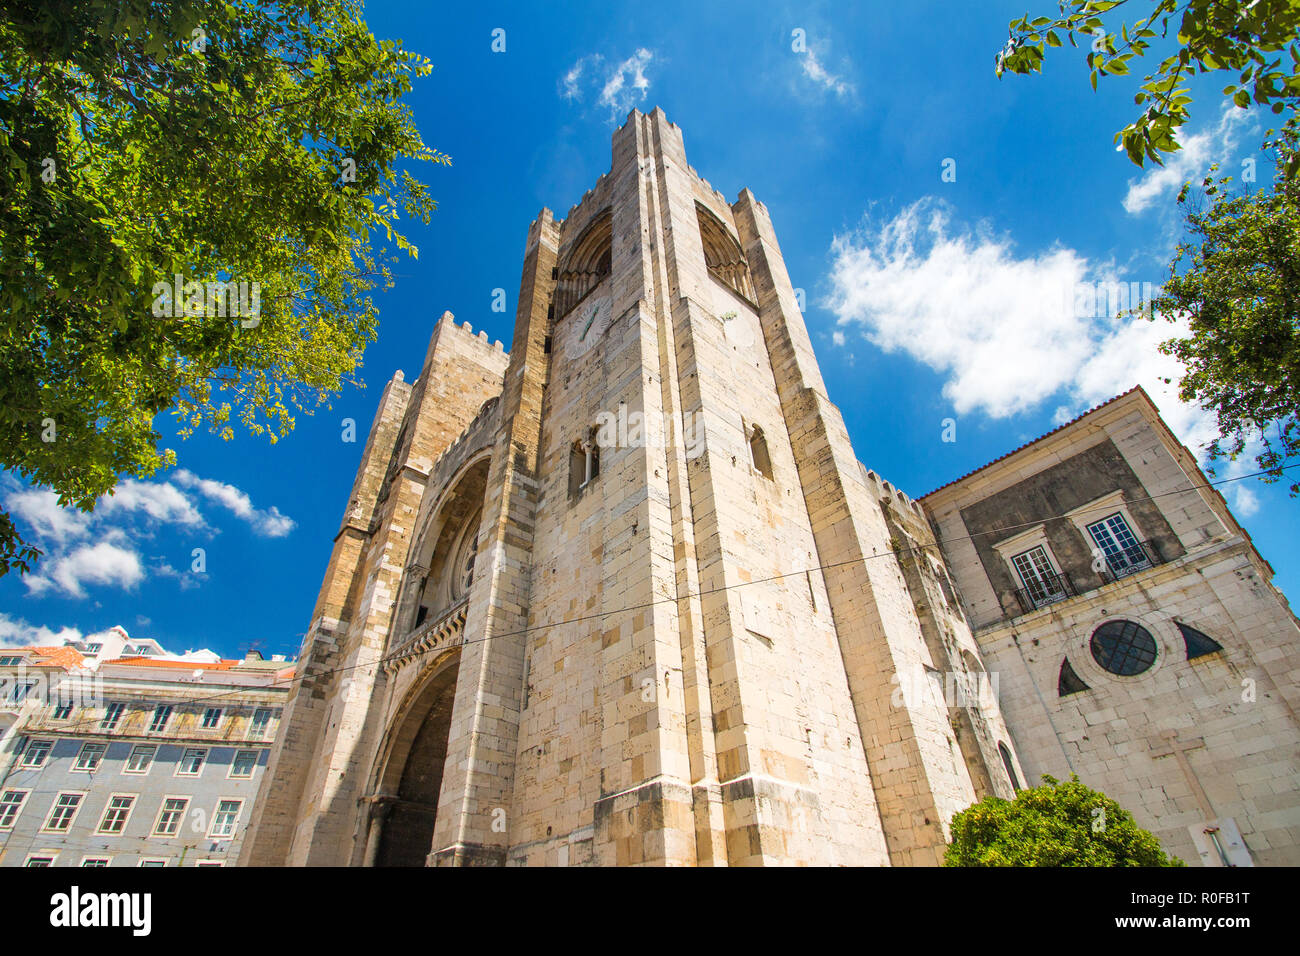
[411, 311, 509, 387]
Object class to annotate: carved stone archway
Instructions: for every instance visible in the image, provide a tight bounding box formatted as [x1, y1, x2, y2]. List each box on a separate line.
[367, 655, 460, 867]
[395, 456, 491, 647]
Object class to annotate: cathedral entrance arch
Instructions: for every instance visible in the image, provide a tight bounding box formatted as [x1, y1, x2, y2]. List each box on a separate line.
[370, 655, 460, 867]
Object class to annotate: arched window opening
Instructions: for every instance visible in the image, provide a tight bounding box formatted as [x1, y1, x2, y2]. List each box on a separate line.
[998, 742, 1021, 792]
[697, 203, 755, 302]
[569, 429, 600, 499]
[554, 209, 612, 320]
[448, 508, 481, 603]
[746, 422, 773, 480]
[401, 458, 490, 645]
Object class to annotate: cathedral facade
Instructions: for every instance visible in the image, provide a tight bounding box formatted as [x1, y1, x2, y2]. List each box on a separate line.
[240, 109, 1299, 866]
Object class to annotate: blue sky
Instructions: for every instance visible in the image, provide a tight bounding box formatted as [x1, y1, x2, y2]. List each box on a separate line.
[2, 0, 1296, 659]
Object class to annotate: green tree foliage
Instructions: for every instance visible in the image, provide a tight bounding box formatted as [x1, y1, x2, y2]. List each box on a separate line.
[995, 0, 1300, 174]
[945, 775, 1183, 866]
[0, 0, 448, 574]
[1151, 128, 1300, 493]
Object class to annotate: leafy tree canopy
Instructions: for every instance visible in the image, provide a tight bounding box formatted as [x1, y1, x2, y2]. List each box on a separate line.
[1152, 128, 1300, 492]
[945, 775, 1183, 866]
[995, 0, 1300, 174]
[0, 0, 448, 575]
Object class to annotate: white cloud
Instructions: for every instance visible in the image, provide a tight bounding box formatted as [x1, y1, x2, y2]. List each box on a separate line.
[0, 613, 82, 649]
[823, 198, 1262, 512]
[832, 330, 846, 347]
[1231, 485, 1260, 517]
[1122, 102, 1252, 215]
[27, 540, 144, 598]
[826, 199, 1095, 418]
[560, 55, 597, 101]
[173, 470, 295, 537]
[4, 488, 91, 544]
[559, 48, 656, 121]
[799, 48, 855, 99]
[599, 49, 655, 118]
[7, 468, 294, 601]
[98, 478, 205, 528]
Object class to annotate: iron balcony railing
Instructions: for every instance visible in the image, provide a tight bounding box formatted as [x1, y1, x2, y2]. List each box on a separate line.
[1014, 570, 1078, 614]
[1011, 540, 1167, 617]
[1098, 539, 1164, 583]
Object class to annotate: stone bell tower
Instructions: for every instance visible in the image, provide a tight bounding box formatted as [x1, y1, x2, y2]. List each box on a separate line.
[242, 107, 1022, 867]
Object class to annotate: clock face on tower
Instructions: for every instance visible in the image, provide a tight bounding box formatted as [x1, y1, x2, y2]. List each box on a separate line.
[570, 295, 611, 357]
[722, 306, 757, 349]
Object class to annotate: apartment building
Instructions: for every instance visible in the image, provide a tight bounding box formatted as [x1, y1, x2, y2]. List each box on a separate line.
[0, 629, 291, 867]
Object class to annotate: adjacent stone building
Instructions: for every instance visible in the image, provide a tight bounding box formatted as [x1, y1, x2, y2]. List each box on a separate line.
[0, 629, 289, 867]
[923, 387, 1300, 866]
[241, 108, 1299, 867]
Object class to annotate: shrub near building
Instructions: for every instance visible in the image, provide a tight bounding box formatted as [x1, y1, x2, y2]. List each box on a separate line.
[945, 776, 1183, 867]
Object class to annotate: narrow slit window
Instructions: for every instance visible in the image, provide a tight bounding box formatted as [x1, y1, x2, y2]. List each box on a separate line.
[747, 423, 773, 480]
[998, 743, 1021, 792]
[569, 430, 601, 498]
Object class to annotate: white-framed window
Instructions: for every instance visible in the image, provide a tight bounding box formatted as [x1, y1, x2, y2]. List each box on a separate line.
[176, 748, 207, 776]
[0, 789, 30, 830]
[20, 739, 52, 768]
[51, 702, 75, 720]
[229, 750, 258, 778]
[100, 702, 126, 731]
[209, 799, 243, 839]
[0, 655, 24, 666]
[153, 797, 188, 836]
[96, 794, 136, 834]
[9, 681, 35, 703]
[124, 744, 157, 775]
[138, 858, 168, 867]
[200, 707, 223, 729]
[43, 792, 85, 832]
[73, 742, 107, 772]
[1011, 545, 1068, 608]
[81, 857, 111, 867]
[148, 704, 173, 733]
[194, 860, 225, 867]
[248, 708, 273, 740]
[25, 855, 56, 867]
[1085, 512, 1150, 577]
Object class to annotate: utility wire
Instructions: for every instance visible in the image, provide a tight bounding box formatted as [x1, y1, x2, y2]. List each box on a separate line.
[7, 459, 1297, 732]
[2, 457, 1293, 851]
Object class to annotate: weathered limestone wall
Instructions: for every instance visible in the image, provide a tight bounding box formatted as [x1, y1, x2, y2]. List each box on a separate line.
[243, 108, 1044, 867]
[241, 315, 508, 865]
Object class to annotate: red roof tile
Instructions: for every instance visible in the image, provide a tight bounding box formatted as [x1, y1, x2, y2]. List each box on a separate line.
[28, 645, 85, 669]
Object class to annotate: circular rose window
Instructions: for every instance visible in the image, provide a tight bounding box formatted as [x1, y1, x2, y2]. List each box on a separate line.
[1089, 620, 1157, 676]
